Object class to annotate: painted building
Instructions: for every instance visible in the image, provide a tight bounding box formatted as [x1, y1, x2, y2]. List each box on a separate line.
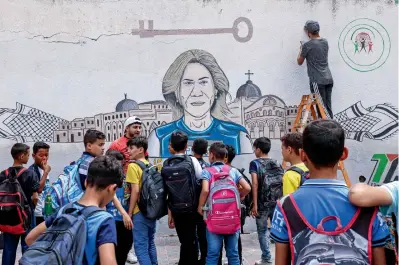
[0, 0, 397, 184]
[53, 95, 173, 143]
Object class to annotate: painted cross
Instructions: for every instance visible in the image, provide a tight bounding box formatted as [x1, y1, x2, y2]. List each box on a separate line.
[245, 70, 254, 81]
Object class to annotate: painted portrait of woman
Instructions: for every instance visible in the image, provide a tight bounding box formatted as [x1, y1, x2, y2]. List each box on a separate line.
[148, 49, 252, 157]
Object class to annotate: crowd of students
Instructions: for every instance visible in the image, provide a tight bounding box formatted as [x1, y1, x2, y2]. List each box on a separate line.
[0, 117, 397, 265]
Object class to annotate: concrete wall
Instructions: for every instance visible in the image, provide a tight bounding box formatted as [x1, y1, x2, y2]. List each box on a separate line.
[0, 0, 397, 185]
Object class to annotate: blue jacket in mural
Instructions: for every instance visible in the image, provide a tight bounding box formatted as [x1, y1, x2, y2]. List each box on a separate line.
[155, 117, 249, 157]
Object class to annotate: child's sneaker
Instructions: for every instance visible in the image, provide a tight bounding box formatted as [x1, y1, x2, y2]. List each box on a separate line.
[127, 249, 138, 264]
[254, 259, 272, 265]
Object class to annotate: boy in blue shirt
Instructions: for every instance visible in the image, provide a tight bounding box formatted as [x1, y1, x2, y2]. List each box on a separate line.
[270, 120, 390, 265]
[78, 129, 106, 190]
[26, 155, 122, 265]
[198, 142, 251, 265]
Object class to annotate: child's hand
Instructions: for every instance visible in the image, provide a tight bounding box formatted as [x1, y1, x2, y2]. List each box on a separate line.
[197, 206, 204, 216]
[168, 215, 175, 229]
[122, 213, 133, 230]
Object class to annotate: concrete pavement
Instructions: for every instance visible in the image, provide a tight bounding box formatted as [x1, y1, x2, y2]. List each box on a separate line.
[0, 217, 275, 265]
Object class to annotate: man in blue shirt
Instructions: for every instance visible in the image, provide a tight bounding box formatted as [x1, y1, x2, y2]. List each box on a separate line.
[270, 120, 389, 265]
[198, 142, 251, 265]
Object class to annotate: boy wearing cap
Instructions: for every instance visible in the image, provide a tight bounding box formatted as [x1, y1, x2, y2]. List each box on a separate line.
[109, 116, 143, 173]
[297, 20, 334, 119]
[109, 116, 143, 264]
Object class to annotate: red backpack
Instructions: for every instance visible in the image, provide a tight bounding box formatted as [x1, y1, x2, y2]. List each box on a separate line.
[0, 168, 31, 235]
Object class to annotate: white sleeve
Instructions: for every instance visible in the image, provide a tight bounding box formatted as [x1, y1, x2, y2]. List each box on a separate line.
[190, 157, 203, 180]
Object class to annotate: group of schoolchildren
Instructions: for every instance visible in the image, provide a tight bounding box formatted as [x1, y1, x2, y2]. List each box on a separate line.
[0, 117, 397, 265]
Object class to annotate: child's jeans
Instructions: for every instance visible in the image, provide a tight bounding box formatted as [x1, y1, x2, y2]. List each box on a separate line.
[133, 212, 158, 265]
[206, 229, 240, 265]
[2, 232, 28, 265]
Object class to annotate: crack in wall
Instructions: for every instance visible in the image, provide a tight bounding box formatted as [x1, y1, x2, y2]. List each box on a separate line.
[0, 30, 132, 45]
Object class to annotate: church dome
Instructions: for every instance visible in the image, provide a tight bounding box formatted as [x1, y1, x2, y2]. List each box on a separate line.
[115, 94, 138, 112]
[236, 80, 262, 99]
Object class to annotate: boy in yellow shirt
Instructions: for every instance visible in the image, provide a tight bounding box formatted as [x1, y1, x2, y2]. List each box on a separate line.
[281, 133, 309, 195]
[126, 136, 158, 265]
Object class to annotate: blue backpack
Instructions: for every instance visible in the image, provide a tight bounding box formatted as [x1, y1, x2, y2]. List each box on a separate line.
[43, 155, 91, 217]
[19, 204, 108, 265]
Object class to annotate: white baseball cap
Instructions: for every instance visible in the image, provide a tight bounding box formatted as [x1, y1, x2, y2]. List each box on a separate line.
[124, 116, 142, 129]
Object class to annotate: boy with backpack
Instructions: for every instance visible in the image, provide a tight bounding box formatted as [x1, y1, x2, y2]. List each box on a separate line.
[198, 142, 251, 265]
[0, 143, 41, 265]
[162, 131, 204, 265]
[22, 155, 122, 265]
[249, 137, 284, 265]
[192, 138, 209, 263]
[44, 129, 106, 216]
[29, 142, 52, 226]
[105, 149, 134, 265]
[270, 120, 390, 265]
[217, 145, 249, 265]
[192, 138, 210, 169]
[126, 136, 165, 265]
[349, 181, 398, 264]
[280, 133, 309, 195]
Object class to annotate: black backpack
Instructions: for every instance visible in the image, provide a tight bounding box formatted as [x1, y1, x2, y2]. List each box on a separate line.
[134, 161, 167, 220]
[161, 155, 198, 213]
[237, 168, 253, 217]
[287, 166, 309, 186]
[0, 168, 31, 235]
[257, 158, 284, 210]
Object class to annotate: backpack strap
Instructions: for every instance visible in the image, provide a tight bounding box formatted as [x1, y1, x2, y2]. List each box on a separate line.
[281, 195, 308, 238]
[287, 166, 305, 175]
[17, 168, 27, 177]
[133, 160, 148, 171]
[60, 203, 104, 219]
[80, 206, 105, 219]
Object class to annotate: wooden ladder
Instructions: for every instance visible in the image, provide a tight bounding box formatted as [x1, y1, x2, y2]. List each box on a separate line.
[289, 94, 351, 187]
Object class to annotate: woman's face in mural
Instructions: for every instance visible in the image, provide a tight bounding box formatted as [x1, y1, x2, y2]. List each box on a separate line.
[179, 63, 216, 118]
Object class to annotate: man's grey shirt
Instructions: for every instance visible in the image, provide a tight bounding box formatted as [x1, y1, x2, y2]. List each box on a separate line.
[301, 38, 333, 85]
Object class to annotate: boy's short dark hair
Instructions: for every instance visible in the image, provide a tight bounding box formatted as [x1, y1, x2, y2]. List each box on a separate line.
[33, 142, 50, 154]
[170, 131, 188, 152]
[86, 156, 123, 190]
[105, 150, 124, 162]
[192, 138, 208, 156]
[281, 133, 303, 156]
[303, 120, 345, 168]
[84, 129, 106, 147]
[226, 145, 236, 164]
[127, 136, 148, 152]
[209, 142, 227, 160]
[11, 143, 30, 159]
[253, 137, 271, 155]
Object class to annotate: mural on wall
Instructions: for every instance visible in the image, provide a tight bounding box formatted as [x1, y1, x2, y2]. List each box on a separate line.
[147, 49, 253, 157]
[131, 17, 253, 43]
[0, 48, 398, 157]
[334, 102, 398, 141]
[368, 154, 398, 186]
[338, 18, 391, 72]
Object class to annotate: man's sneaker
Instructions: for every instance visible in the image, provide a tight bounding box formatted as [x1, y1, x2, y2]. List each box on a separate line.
[127, 250, 138, 264]
[254, 259, 272, 265]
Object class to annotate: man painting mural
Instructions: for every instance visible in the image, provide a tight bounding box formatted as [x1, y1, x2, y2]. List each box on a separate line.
[297, 20, 334, 119]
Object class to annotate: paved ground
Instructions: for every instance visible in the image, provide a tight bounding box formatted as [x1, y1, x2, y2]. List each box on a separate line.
[0, 217, 275, 265]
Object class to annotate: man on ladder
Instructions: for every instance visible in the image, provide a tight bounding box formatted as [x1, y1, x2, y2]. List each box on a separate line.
[297, 20, 334, 119]
[290, 94, 351, 186]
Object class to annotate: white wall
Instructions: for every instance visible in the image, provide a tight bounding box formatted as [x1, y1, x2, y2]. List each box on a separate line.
[0, 0, 397, 185]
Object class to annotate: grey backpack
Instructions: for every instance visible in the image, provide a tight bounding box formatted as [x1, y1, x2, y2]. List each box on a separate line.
[19, 204, 104, 265]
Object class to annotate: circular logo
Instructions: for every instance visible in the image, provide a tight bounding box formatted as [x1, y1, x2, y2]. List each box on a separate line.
[338, 18, 391, 72]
